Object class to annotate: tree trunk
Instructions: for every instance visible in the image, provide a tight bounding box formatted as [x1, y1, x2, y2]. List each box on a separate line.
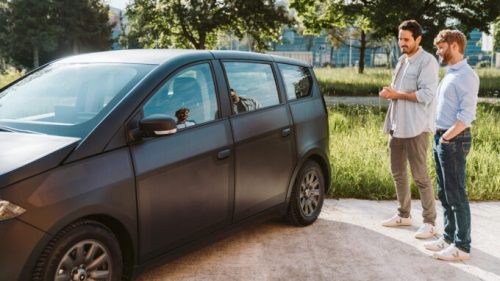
[73, 39, 79, 54]
[386, 47, 391, 69]
[358, 30, 366, 74]
[198, 33, 205, 49]
[33, 46, 39, 68]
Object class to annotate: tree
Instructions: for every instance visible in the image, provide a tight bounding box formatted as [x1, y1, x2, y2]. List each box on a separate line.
[50, 0, 113, 57]
[6, 0, 59, 68]
[369, 0, 500, 52]
[0, 0, 113, 69]
[126, 0, 293, 50]
[291, 0, 500, 73]
[494, 17, 500, 51]
[291, 0, 389, 73]
[0, 0, 9, 71]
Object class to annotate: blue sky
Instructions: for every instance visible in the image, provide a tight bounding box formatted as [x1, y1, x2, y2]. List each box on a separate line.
[106, 0, 130, 10]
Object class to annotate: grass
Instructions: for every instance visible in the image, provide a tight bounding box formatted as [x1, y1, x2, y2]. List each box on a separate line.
[327, 103, 500, 201]
[315, 67, 500, 97]
[0, 69, 22, 88]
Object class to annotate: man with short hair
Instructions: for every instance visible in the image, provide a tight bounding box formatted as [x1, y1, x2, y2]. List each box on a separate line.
[230, 88, 261, 113]
[424, 29, 479, 261]
[379, 20, 439, 239]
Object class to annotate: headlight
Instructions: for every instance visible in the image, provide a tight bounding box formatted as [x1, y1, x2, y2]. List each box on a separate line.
[0, 200, 26, 221]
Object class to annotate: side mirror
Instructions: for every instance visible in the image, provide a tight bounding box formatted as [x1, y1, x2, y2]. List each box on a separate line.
[140, 114, 177, 136]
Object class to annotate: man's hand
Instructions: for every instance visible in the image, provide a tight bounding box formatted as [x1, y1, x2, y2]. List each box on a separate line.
[379, 87, 418, 102]
[379, 87, 398, 100]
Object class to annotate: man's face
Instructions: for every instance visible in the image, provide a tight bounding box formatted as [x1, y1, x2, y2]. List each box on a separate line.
[435, 42, 453, 65]
[230, 90, 239, 103]
[176, 109, 189, 121]
[398, 30, 420, 56]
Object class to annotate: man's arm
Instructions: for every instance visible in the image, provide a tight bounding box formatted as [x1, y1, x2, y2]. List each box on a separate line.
[440, 120, 467, 143]
[379, 55, 439, 104]
[379, 87, 417, 101]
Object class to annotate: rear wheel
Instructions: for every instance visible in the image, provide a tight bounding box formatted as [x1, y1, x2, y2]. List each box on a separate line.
[32, 220, 123, 281]
[286, 160, 325, 226]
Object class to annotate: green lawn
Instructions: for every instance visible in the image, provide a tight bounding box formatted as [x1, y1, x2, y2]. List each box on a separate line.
[315, 67, 500, 97]
[328, 103, 500, 201]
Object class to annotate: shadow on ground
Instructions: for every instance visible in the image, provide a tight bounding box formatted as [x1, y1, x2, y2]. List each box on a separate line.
[137, 217, 491, 281]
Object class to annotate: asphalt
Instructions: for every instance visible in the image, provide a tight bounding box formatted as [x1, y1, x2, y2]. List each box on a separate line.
[136, 199, 500, 281]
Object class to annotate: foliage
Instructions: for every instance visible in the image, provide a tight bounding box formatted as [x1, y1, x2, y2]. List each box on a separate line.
[4, 0, 60, 68]
[49, 0, 113, 58]
[315, 67, 500, 97]
[291, 0, 500, 74]
[0, 0, 112, 69]
[328, 103, 500, 201]
[125, 0, 293, 50]
[369, 0, 500, 51]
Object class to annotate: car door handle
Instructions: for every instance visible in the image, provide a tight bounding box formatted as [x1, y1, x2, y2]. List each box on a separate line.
[217, 149, 231, 160]
[281, 127, 291, 137]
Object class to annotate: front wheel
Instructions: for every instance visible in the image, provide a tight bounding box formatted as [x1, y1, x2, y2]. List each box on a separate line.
[286, 160, 325, 226]
[32, 220, 123, 281]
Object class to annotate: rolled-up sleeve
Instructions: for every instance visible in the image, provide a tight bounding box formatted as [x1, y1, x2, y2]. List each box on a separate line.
[416, 56, 439, 105]
[457, 73, 479, 126]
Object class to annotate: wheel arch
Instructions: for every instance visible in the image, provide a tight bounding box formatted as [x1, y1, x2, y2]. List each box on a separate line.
[26, 212, 136, 281]
[84, 214, 135, 279]
[285, 148, 331, 210]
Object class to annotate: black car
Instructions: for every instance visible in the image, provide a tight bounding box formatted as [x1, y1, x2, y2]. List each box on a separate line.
[0, 49, 330, 280]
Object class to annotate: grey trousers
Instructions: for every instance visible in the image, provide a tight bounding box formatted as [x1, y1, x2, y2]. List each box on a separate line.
[389, 132, 436, 225]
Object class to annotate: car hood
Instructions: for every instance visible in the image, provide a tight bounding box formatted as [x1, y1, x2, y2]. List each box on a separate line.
[0, 132, 80, 188]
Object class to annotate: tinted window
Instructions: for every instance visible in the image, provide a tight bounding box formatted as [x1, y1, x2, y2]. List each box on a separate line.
[143, 63, 218, 129]
[223, 62, 279, 114]
[278, 64, 312, 100]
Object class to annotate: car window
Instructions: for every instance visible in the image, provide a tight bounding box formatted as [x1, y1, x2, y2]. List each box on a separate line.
[278, 63, 312, 100]
[0, 63, 154, 137]
[223, 62, 279, 114]
[143, 63, 218, 129]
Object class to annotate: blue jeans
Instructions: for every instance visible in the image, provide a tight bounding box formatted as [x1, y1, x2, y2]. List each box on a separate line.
[433, 129, 472, 253]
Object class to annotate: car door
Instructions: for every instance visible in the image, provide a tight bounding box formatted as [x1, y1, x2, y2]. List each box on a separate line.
[129, 62, 234, 262]
[222, 61, 296, 221]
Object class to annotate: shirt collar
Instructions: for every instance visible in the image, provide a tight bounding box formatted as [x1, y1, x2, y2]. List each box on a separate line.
[447, 58, 468, 72]
[406, 47, 423, 63]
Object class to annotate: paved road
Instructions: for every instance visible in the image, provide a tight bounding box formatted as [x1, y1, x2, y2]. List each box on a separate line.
[137, 199, 500, 281]
[324, 96, 500, 106]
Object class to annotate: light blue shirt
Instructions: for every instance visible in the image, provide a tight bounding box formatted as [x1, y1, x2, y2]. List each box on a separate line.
[435, 59, 479, 129]
[383, 47, 440, 138]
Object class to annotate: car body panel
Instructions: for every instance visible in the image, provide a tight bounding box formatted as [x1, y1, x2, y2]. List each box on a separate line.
[0, 132, 79, 188]
[0, 49, 330, 280]
[130, 120, 234, 262]
[230, 106, 296, 221]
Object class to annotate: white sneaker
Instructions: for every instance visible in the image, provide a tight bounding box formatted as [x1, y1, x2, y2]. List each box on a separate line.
[433, 244, 471, 261]
[381, 214, 412, 227]
[415, 223, 437, 239]
[424, 237, 450, 251]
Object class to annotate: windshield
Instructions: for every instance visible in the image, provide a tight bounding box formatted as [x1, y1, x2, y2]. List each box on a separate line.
[0, 63, 154, 138]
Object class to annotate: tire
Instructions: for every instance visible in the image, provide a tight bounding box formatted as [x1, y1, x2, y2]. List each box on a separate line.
[32, 220, 123, 281]
[286, 160, 325, 226]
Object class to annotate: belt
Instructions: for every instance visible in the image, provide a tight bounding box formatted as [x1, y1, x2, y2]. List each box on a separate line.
[435, 127, 470, 135]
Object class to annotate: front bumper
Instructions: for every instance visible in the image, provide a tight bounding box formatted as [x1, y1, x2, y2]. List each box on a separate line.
[0, 218, 47, 281]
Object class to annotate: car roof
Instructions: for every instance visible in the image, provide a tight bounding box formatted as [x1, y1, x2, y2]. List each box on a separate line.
[53, 49, 311, 67]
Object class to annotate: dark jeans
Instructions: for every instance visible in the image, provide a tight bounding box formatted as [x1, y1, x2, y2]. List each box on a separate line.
[433, 129, 472, 253]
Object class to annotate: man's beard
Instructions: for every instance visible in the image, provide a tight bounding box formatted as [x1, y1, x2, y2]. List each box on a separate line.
[401, 44, 415, 54]
[440, 49, 453, 64]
